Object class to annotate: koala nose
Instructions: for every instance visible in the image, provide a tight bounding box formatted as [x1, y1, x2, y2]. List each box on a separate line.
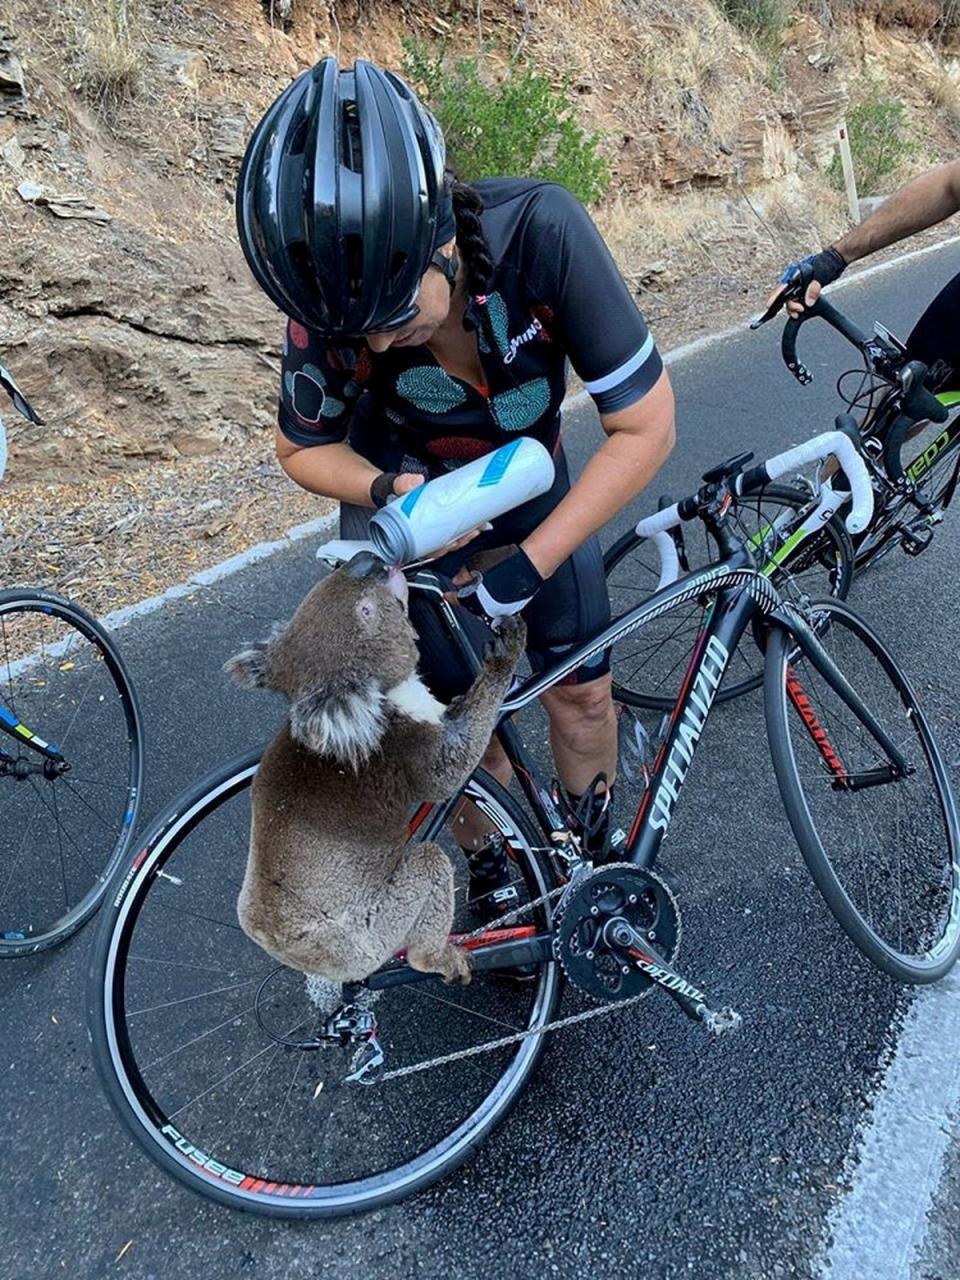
[343, 550, 388, 581]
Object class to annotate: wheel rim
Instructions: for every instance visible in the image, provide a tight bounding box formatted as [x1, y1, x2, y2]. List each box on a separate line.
[0, 598, 141, 950]
[98, 764, 559, 1212]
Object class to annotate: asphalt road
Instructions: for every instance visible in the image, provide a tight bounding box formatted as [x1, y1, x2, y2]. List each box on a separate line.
[3, 240, 960, 1280]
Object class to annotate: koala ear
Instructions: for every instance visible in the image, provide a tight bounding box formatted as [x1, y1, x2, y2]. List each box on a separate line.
[290, 677, 386, 769]
[224, 622, 286, 689]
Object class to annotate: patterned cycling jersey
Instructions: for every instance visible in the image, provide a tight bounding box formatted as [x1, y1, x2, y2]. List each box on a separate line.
[277, 178, 663, 468]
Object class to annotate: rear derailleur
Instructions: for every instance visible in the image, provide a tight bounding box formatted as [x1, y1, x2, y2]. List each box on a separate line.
[254, 970, 385, 1085]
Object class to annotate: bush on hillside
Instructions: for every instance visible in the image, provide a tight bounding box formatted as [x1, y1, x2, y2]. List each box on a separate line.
[401, 41, 610, 205]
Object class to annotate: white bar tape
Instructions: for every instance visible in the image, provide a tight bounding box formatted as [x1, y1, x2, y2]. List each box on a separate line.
[760, 430, 873, 534]
[631, 430, 873, 588]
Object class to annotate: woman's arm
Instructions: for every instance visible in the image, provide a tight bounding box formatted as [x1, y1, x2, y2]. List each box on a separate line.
[275, 430, 382, 507]
[521, 370, 676, 578]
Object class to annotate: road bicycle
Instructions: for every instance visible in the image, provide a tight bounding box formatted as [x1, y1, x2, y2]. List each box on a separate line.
[753, 270, 960, 574]
[604, 276, 960, 712]
[0, 364, 144, 954]
[87, 426, 960, 1217]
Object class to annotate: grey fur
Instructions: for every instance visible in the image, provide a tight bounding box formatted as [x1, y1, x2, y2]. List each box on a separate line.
[226, 555, 526, 986]
[290, 681, 386, 768]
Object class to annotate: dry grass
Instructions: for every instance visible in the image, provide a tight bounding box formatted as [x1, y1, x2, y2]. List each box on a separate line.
[74, 0, 144, 109]
[926, 63, 960, 137]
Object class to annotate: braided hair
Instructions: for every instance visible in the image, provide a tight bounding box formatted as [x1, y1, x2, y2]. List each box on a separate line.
[448, 174, 494, 298]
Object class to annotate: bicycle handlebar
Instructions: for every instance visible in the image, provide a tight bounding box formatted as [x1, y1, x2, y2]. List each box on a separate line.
[780, 296, 872, 385]
[634, 430, 873, 590]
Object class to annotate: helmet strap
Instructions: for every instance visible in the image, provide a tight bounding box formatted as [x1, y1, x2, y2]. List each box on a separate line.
[431, 246, 460, 293]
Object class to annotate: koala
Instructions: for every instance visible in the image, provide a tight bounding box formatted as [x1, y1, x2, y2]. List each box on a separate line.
[225, 550, 526, 987]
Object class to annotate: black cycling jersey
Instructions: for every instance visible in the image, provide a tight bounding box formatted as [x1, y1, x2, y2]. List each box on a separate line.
[277, 178, 663, 466]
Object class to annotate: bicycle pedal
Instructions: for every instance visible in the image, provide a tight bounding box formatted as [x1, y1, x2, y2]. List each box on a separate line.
[703, 1006, 743, 1037]
[901, 524, 934, 555]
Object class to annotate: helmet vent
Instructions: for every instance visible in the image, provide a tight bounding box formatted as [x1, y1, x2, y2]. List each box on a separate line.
[344, 234, 364, 298]
[342, 103, 362, 173]
[389, 251, 408, 284]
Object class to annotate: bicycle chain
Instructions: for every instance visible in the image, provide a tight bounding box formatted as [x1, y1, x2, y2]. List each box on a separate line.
[377, 864, 681, 1083]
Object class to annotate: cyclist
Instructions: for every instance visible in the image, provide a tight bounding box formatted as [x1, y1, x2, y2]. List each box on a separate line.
[768, 159, 960, 381]
[236, 58, 675, 915]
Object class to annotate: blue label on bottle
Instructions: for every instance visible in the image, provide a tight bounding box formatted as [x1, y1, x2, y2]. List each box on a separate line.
[478, 439, 523, 488]
[400, 486, 427, 516]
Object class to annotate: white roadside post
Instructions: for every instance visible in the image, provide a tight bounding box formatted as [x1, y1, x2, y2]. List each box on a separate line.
[837, 121, 860, 223]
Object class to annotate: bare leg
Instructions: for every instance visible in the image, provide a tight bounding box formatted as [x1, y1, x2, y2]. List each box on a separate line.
[540, 673, 618, 795]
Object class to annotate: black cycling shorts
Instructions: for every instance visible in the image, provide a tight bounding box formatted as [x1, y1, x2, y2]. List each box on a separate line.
[339, 444, 612, 702]
[907, 268, 960, 384]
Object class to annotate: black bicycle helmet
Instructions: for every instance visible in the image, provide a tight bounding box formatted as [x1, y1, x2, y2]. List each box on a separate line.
[236, 57, 449, 336]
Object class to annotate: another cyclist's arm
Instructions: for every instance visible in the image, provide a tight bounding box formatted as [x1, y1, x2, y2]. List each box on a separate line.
[522, 371, 675, 578]
[773, 159, 960, 315]
[834, 159, 960, 265]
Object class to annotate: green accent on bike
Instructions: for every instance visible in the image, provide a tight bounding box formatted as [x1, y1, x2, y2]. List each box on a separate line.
[935, 391, 960, 408]
[759, 525, 807, 575]
[905, 420, 960, 483]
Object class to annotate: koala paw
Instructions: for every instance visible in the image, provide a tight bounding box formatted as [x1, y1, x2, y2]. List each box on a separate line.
[441, 945, 472, 986]
[483, 615, 527, 670]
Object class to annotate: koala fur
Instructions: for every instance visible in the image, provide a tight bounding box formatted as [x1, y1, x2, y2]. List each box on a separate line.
[225, 551, 526, 986]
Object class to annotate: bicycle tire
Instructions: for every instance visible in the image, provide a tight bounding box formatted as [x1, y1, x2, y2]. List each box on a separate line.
[88, 751, 562, 1218]
[764, 598, 960, 983]
[0, 588, 143, 955]
[854, 405, 960, 572]
[605, 485, 853, 711]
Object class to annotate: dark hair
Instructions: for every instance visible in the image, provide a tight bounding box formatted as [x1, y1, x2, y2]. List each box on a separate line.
[448, 174, 494, 298]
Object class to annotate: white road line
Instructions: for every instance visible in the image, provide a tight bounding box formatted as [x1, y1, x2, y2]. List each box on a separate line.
[818, 971, 960, 1278]
[98, 510, 337, 631]
[91, 231, 960, 633]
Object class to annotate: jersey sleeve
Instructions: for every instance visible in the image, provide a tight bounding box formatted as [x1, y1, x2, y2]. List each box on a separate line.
[522, 185, 664, 415]
[277, 320, 368, 448]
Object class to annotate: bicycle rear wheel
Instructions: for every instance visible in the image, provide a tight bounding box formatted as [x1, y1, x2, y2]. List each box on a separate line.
[88, 753, 561, 1218]
[764, 598, 960, 983]
[605, 485, 853, 710]
[0, 589, 143, 955]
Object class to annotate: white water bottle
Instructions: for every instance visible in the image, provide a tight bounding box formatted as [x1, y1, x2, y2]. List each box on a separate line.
[369, 438, 556, 565]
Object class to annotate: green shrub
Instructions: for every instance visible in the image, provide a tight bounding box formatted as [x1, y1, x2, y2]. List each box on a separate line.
[401, 42, 610, 205]
[829, 89, 917, 195]
[717, 0, 793, 50]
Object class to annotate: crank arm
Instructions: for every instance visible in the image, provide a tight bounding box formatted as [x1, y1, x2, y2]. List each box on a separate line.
[604, 918, 742, 1035]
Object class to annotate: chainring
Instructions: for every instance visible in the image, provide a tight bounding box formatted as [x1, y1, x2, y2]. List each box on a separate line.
[553, 863, 680, 1003]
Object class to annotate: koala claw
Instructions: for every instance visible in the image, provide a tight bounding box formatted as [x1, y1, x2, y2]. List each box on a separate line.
[442, 945, 472, 986]
[483, 615, 527, 668]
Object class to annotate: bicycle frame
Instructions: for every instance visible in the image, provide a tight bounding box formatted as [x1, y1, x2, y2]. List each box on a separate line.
[0, 703, 65, 765]
[366, 513, 909, 990]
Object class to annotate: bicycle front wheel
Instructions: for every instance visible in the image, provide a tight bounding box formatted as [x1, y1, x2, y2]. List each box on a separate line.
[0, 589, 143, 955]
[88, 752, 561, 1218]
[764, 598, 960, 983]
[605, 485, 853, 710]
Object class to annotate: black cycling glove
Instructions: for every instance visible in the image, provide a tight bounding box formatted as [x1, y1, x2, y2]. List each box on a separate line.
[460, 546, 544, 619]
[779, 245, 848, 294]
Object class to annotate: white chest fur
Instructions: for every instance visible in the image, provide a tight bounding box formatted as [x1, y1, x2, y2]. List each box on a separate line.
[385, 673, 446, 725]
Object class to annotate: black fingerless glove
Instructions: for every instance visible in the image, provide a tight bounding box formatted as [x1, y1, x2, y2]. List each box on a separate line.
[779, 245, 848, 293]
[370, 471, 399, 509]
